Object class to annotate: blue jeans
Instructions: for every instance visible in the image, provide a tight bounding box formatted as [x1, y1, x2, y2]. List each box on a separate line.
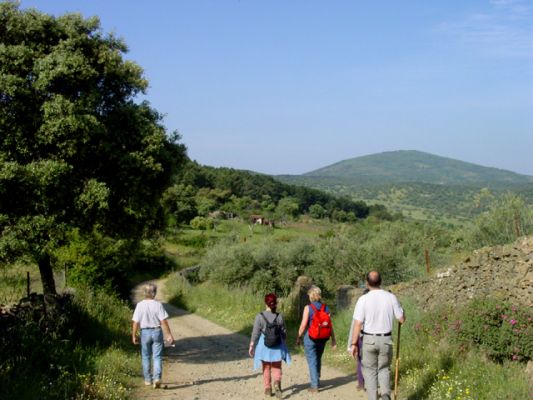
[141, 328, 164, 383]
[303, 332, 326, 388]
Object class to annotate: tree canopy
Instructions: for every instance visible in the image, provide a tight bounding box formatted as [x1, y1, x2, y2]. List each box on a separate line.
[0, 2, 185, 293]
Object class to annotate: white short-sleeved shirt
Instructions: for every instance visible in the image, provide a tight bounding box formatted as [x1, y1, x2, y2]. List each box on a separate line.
[353, 289, 403, 334]
[132, 299, 169, 329]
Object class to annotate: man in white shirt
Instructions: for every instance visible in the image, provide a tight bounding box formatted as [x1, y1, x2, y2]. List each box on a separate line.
[132, 283, 175, 389]
[350, 271, 405, 400]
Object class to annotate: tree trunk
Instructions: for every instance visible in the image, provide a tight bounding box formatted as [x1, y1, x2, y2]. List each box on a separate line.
[38, 253, 56, 295]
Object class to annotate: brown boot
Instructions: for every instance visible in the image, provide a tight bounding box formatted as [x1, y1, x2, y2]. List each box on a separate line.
[274, 381, 282, 399]
[264, 388, 272, 398]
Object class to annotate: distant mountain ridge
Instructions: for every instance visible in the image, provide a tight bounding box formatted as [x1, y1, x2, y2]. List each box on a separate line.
[302, 150, 532, 186]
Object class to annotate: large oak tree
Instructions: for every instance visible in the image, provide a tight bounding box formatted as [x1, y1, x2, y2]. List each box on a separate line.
[0, 2, 185, 294]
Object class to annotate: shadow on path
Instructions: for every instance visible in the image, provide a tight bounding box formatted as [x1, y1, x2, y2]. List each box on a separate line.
[162, 371, 261, 390]
[164, 333, 249, 364]
[283, 374, 356, 397]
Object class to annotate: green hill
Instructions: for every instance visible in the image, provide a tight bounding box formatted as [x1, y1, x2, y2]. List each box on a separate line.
[277, 151, 533, 222]
[301, 150, 533, 186]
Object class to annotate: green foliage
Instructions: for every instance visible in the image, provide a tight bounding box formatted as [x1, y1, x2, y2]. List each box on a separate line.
[189, 216, 214, 230]
[54, 229, 173, 297]
[0, 2, 186, 293]
[462, 193, 533, 248]
[199, 238, 314, 296]
[164, 160, 377, 226]
[161, 184, 197, 225]
[390, 298, 531, 400]
[308, 220, 454, 294]
[309, 203, 326, 219]
[0, 287, 136, 399]
[457, 298, 533, 362]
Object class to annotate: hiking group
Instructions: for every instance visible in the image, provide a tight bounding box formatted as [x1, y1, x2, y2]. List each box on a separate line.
[249, 270, 405, 400]
[131, 270, 405, 400]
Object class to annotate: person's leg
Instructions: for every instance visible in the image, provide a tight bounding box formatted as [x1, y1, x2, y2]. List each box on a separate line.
[262, 361, 272, 391]
[140, 330, 153, 384]
[152, 329, 164, 385]
[357, 336, 365, 388]
[271, 361, 282, 398]
[377, 337, 393, 400]
[303, 334, 319, 389]
[315, 341, 326, 387]
[361, 335, 379, 400]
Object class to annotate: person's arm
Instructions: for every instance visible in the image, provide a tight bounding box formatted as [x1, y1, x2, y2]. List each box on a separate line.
[330, 325, 337, 349]
[132, 321, 140, 345]
[350, 320, 363, 358]
[161, 319, 175, 346]
[279, 314, 287, 340]
[249, 314, 262, 357]
[296, 305, 310, 345]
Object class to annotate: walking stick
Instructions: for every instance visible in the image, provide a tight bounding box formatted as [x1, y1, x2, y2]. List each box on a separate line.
[393, 321, 402, 400]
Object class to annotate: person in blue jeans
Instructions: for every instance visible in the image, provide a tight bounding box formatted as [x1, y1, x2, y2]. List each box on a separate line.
[132, 283, 175, 389]
[296, 285, 337, 393]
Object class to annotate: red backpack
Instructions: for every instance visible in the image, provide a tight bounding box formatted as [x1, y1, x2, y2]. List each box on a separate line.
[308, 303, 332, 340]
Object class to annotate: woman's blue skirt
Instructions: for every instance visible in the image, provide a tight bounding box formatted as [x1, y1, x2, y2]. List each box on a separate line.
[253, 333, 292, 370]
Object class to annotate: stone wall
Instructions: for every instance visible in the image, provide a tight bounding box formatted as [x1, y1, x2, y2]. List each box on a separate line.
[391, 236, 533, 311]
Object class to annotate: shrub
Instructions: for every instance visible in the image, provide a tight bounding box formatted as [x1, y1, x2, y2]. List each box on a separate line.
[190, 216, 214, 230]
[199, 238, 313, 295]
[457, 298, 533, 362]
[463, 193, 533, 249]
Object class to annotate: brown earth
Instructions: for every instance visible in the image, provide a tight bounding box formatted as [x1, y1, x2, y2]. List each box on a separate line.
[131, 280, 367, 400]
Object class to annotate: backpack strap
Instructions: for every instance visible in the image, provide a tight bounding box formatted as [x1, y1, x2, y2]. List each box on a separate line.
[260, 312, 279, 324]
[309, 303, 319, 313]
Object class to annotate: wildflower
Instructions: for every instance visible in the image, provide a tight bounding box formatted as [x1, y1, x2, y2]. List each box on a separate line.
[509, 319, 517, 325]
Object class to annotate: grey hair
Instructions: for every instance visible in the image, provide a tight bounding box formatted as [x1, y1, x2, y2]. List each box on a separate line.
[143, 283, 157, 299]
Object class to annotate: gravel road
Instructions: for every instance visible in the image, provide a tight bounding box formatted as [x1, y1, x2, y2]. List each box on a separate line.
[131, 280, 367, 400]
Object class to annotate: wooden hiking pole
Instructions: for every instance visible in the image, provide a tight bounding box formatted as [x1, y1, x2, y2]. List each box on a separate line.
[394, 321, 402, 400]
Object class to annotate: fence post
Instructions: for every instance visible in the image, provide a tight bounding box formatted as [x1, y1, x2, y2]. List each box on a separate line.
[425, 249, 431, 275]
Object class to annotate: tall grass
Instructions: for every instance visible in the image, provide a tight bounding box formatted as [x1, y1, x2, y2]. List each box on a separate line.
[0, 283, 139, 400]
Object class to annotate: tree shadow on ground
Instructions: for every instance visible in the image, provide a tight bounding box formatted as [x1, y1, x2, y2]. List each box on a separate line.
[165, 333, 250, 364]
[161, 372, 261, 390]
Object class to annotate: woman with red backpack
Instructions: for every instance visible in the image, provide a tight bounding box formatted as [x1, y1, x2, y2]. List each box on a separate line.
[296, 285, 337, 393]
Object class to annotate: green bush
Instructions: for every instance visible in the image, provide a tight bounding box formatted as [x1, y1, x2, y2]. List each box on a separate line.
[199, 238, 313, 295]
[462, 193, 533, 249]
[190, 216, 214, 230]
[457, 298, 533, 362]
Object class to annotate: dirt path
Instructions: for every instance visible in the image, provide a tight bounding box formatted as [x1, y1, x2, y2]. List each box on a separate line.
[131, 279, 366, 400]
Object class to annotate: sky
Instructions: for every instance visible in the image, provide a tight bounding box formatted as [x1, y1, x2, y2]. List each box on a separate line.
[19, 0, 533, 176]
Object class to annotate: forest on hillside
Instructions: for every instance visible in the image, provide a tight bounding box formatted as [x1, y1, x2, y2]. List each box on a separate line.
[278, 174, 533, 223]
